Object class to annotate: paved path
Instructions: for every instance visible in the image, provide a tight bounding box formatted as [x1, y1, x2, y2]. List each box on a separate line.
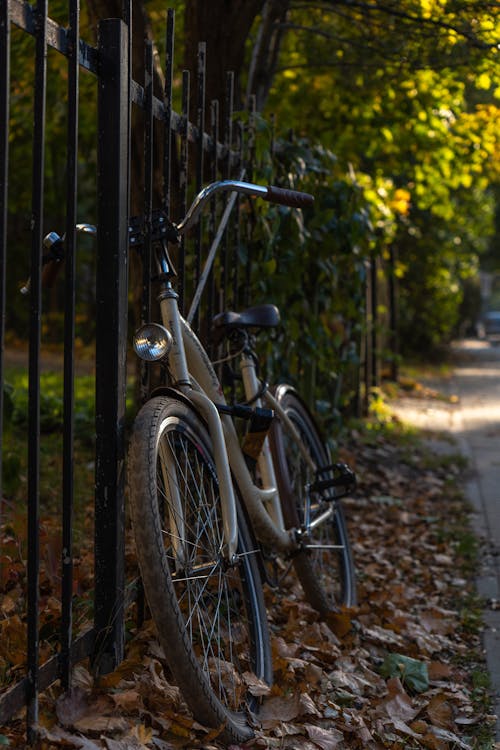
[392, 339, 500, 740]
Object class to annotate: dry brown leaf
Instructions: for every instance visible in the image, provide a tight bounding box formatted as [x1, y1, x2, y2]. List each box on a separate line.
[56, 688, 92, 728]
[324, 610, 352, 638]
[299, 692, 321, 717]
[390, 717, 425, 739]
[362, 622, 406, 647]
[426, 726, 472, 749]
[38, 725, 103, 749]
[304, 723, 344, 749]
[259, 691, 319, 729]
[103, 737, 145, 750]
[304, 662, 323, 685]
[98, 657, 145, 688]
[71, 665, 94, 691]
[131, 724, 153, 745]
[73, 715, 130, 735]
[272, 636, 300, 658]
[426, 693, 453, 729]
[111, 690, 143, 713]
[242, 671, 272, 696]
[376, 677, 420, 724]
[428, 661, 453, 681]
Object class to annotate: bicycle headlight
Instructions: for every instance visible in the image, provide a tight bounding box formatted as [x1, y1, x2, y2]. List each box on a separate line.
[133, 324, 173, 362]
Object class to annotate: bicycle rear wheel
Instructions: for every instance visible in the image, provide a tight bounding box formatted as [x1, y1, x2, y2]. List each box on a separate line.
[128, 396, 272, 743]
[269, 387, 356, 613]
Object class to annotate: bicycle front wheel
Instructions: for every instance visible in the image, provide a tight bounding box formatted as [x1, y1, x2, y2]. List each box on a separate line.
[269, 387, 356, 614]
[128, 396, 272, 743]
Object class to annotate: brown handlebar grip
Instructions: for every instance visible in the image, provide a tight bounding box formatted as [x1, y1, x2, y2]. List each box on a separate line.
[41, 259, 64, 288]
[264, 185, 314, 208]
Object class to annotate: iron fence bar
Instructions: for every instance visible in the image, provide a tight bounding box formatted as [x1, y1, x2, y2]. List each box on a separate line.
[370, 252, 379, 388]
[163, 8, 174, 216]
[26, 0, 48, 738]
[363, 258, 371, 415]
[60, 0, 79, 692]
[179, 69, 189, 313]
[221, 72, 234, 310]
[0, 0, 10, 506]
[233, 122, 244, 309]
[244, 96, 257, 309]
[144, 39, 154, 301]
[388, 245, 399, 382]
[140, 38, 154, 402]
[93, 17, 130, 676]
[207, 98, 219, 357]
[193, 42, 205, 334]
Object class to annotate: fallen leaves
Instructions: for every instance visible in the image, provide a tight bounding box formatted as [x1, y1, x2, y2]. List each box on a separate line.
[0, 420, 494, 748]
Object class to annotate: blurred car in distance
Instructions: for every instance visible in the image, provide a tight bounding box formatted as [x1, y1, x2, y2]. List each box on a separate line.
[480, 310, 500, 340]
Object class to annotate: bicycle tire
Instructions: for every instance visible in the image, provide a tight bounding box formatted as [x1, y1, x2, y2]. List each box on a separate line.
[128, 396, 272, 742]
[269, 387, 357, 613]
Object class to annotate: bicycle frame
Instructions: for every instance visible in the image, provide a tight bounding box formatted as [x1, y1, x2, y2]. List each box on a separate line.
[156, 279, 346, 570]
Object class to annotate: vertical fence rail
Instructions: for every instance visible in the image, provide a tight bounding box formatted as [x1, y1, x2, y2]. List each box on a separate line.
[193, 42, 206, 334]
[370, 253, 379, 389]
[0, 1, 10, 507]
[221, 72, 234, 310]
[179, 70, 190, 313]
[93, 17, 130, 676]
[207, 98, 219, 351]
[60, 0, 80, 692]
[163, 9, 174, 218]
[140, 38, 154, 401]
[27, 0, 48, 738]
[388, 246, 399, 381]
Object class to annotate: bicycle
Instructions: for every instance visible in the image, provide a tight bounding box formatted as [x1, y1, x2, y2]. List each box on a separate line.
[37, 180, 356, 742]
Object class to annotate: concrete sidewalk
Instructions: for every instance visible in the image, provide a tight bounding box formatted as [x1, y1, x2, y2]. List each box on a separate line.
[391, 339, 500, 741]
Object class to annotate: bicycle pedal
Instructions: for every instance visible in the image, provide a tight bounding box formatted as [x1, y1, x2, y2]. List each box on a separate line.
[310, 462, 356, 499]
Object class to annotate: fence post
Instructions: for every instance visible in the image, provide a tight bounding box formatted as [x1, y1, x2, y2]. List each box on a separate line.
[0, 0, 10, 506]
[370, 252, 380, 389]
[93, 17, 130, 675]
[388, 245, 399, 382]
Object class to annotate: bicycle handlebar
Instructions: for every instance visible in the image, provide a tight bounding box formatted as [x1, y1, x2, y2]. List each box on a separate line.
[23, 181, 313, 292]
[263, 185, 314, 209]
[175, 180, 314, 234]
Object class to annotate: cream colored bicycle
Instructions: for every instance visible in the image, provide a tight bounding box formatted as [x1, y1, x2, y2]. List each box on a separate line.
[126, 179, 356, 742]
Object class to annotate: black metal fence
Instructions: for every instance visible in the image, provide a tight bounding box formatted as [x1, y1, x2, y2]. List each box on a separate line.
[0, 0, 253, 738]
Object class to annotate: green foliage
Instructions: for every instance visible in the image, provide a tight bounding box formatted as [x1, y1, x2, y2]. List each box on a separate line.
[380, 653, 430, 693]
[264, 3, 499, 357]
[4, 371, 95, 439]
[241, 136, 375, 413]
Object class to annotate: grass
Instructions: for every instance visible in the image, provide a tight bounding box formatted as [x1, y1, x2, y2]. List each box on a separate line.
[3, 368, 97, 523]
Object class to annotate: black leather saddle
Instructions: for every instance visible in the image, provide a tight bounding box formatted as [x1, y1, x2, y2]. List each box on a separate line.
[211, 304, 280, 346]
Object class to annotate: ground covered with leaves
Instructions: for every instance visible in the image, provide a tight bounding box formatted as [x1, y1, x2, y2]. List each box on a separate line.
[1, 416, 495, 749]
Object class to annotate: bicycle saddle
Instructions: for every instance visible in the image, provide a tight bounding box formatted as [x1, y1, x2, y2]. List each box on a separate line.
[211, 304, 281, 345]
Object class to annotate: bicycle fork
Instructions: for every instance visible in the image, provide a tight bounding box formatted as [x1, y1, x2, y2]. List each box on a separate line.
[158, 289, 239, 562]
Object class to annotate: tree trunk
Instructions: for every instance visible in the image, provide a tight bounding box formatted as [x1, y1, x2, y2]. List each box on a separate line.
[246, 0, 290, 110]
[184, 0, 264, 122]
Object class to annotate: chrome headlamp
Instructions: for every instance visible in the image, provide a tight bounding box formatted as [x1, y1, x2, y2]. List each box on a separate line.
[133, 323, 173, 362]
